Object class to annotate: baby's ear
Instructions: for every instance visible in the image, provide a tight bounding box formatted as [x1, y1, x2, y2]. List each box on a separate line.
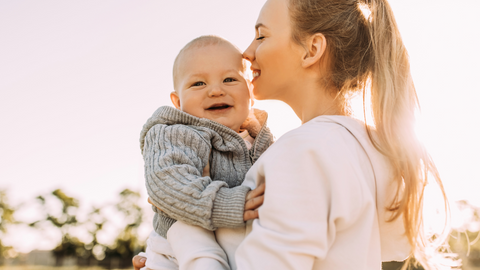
[170, 91, 181, 109]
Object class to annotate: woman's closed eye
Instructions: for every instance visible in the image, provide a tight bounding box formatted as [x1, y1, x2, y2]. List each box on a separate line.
[256, 36, 265, 41]
[191, 81, 206, 87]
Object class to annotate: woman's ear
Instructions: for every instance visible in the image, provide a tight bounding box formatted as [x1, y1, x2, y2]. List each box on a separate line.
[301, 33, 327, 69]
[170, 91, 181, 109]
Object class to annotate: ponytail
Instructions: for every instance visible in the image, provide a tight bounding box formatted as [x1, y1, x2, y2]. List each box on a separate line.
[366, 0, 450, 268]
[288, 0, 452, 268]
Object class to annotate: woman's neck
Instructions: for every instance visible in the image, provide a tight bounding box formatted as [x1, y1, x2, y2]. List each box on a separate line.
[283, 83, 345, 124]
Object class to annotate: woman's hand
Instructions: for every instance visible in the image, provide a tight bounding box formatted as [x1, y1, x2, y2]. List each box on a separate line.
[132, 255, 146, 270]
[244, 183, 265, 221]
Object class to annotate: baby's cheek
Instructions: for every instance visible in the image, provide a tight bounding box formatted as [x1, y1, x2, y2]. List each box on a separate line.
[238, 102, 251, 125]
[181, 100, 204, 119]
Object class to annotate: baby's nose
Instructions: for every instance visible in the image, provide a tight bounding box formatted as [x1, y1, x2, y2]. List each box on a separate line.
[208, 85, 225, 97]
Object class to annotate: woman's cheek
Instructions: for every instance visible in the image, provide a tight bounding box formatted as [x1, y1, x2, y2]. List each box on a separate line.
[254, 46, 267, 86]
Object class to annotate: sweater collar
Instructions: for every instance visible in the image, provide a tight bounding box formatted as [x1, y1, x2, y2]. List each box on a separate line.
[140, 106, 274, 157]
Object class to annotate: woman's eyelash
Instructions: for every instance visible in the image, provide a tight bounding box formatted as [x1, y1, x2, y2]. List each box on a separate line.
[256, 36, 265, 41]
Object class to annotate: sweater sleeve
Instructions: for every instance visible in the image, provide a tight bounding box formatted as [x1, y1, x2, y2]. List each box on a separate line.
[143, 124, 250, 232]
[236, 126, 374, 270]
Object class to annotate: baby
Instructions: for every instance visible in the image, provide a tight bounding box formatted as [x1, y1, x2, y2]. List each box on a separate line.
[139, 36, 274, 270]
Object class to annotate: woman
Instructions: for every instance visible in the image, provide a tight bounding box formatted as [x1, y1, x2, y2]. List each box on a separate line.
[135, 0, 450, 269]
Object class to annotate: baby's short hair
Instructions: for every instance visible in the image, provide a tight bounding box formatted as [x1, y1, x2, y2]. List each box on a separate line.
[172, 35, 247, 91]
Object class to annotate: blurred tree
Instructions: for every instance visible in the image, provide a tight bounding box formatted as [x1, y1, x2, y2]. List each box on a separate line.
[102, 189, 145, 269]
[0, 190, 17, 265]
[29, 189, 84, 266]
[77, 206, 107, 266]
[21, 188, 147, 268]
[449, 200, 480, 268]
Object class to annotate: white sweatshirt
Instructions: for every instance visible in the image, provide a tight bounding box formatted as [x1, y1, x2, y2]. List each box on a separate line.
[234, 115, 411, 270]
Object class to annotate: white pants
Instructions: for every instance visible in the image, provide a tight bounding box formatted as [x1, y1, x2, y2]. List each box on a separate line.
[141, 221, 249, 270]
[140, 230, 178, 270]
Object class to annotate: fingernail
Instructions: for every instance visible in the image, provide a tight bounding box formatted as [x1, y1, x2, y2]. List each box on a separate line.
[140, 257, 146, 263]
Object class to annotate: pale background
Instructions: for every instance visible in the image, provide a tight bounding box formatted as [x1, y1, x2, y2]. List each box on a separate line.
[1, 0, 479, 253]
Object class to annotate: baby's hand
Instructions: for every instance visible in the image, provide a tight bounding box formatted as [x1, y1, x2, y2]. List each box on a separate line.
[148, 197, 164, 212]
[244, 183, 265, 221]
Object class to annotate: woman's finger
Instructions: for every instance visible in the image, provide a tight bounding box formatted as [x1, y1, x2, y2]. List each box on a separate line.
[132, 255, 146, 270]
[243, 209, 259, 221]
[246, 183, 265, 200]
[245, 195, 264, 211]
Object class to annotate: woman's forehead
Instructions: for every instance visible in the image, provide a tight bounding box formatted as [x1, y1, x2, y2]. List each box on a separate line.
[256, 0, 290, 30]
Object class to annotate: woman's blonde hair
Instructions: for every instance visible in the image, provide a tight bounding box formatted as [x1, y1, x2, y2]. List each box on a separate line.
[288, 0, 450, 268]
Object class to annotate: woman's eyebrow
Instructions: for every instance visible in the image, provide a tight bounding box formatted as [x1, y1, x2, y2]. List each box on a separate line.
[255, 23, 267, 31]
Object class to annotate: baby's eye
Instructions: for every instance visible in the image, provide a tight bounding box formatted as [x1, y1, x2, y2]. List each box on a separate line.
[224, 78, 236, 83]
[192, 81, 206, 87]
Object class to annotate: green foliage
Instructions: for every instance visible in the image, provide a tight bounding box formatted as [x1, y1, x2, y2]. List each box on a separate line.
[27, 188, 146, 268]
[30, 189, 82, 266]
[0, 190, 16, 233]
[52, 235, 85, 262]
[102, 189, 145, 269]
[448, 200, 480, 268]
[81, 206, 106, 262]
[0, 190, 17, 264]
[30, 189, 79, 230]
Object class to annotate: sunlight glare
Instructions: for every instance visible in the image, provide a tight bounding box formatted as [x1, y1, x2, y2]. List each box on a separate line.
[358, 3, 372, 22]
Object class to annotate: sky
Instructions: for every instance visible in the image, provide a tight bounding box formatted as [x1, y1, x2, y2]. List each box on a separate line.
[1, 0, 479, 252]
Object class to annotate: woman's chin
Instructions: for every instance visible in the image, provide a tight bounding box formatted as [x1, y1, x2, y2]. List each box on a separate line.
[252, 88, 273, 101]
[253, 92, 266, 100]
[252, 85, 267, 100]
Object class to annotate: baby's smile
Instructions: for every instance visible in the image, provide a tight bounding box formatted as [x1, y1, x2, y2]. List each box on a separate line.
[171, 41, 251, 132]
[205, 103, 233, 111]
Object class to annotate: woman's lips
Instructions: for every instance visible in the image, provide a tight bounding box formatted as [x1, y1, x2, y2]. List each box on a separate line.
[252, 70, 261, 83]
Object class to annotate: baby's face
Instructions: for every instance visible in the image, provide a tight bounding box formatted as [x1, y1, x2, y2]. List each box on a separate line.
[171, 43, 251, 132]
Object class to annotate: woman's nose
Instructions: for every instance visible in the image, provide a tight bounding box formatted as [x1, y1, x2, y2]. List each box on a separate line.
[243, 40, 256, 63]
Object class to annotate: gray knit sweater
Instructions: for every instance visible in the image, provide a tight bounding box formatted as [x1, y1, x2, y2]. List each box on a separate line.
[140, 106, 274, 238]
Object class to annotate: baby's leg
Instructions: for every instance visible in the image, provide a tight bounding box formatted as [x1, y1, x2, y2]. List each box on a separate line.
[214, 223, 249, 270]
[167, 220, 230, 270]
[142, 230, 179, 270]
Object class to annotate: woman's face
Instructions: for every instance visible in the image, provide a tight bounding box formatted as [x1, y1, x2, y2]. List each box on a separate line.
[243, 0, 305, 101]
